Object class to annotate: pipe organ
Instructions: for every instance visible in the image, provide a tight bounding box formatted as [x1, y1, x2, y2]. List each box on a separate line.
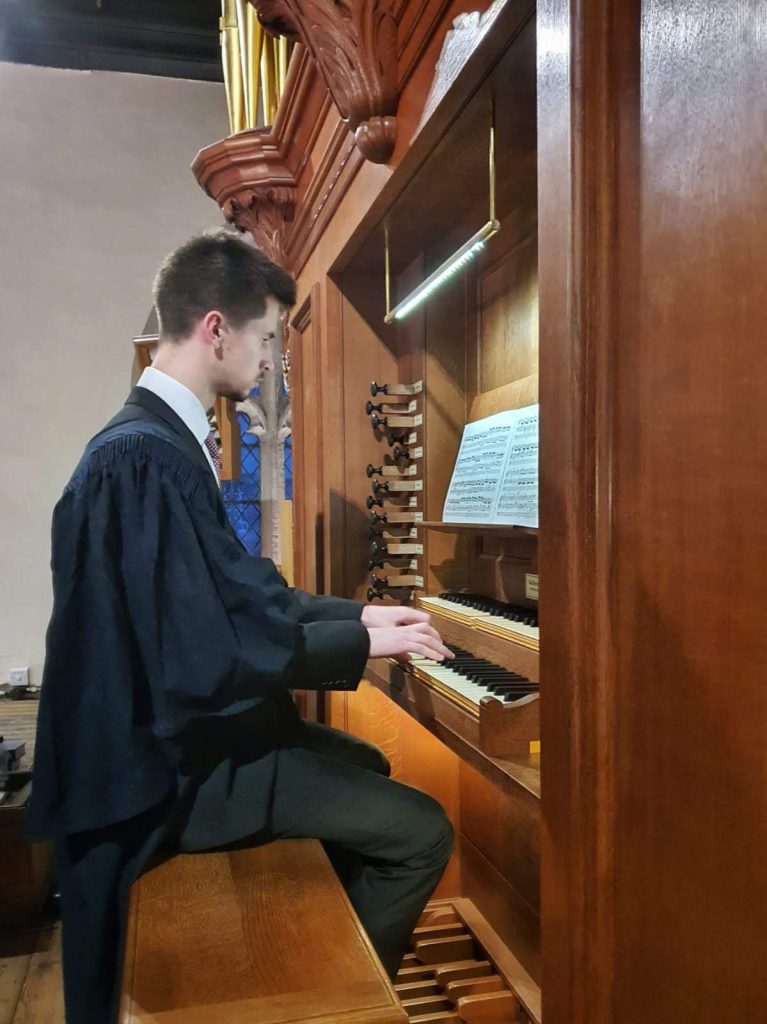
[194, 0, 767, 1020]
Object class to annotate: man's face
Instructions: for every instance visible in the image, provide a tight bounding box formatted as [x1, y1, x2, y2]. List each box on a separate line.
[216, 295, 282, 401]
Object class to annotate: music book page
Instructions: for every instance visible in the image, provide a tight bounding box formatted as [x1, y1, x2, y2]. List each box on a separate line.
[442, 404, 539, 527]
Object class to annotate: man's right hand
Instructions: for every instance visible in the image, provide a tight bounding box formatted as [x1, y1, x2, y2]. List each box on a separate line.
[366, 622, 454, 662]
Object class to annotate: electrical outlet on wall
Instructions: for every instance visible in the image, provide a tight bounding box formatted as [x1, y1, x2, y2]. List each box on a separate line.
[9, 667, 29, 688]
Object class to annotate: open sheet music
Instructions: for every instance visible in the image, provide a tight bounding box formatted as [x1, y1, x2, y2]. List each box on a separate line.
[442, 405, 539, 527]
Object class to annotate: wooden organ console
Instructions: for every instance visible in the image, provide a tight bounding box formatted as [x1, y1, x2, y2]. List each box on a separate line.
[308, 8, 545, 1013]
[193, 0, 767, 1019]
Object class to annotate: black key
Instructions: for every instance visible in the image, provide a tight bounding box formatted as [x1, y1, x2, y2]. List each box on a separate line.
[482, 680, 533, 692]
[489, 683, 537, 694]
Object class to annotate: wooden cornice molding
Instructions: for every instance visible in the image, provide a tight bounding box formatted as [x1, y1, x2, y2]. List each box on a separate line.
[251, 0, 399, 164]
[192, 47, 329, 267]
[192, 127, 296, 266]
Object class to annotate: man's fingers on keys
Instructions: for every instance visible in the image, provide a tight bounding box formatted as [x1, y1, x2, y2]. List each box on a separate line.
[409, 640, 453, 662]
[407, 622, 443, 645]
[396, 608, 431, 626]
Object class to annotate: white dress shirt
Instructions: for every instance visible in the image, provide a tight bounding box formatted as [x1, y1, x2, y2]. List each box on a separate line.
[137, 366, 218, 481]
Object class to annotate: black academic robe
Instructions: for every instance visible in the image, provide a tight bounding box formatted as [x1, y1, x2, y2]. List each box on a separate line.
[27, 387, 369, 842]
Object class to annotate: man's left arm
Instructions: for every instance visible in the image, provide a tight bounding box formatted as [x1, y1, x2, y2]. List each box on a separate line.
[290, 588, 364, 623]
[289, 589, 434, 630]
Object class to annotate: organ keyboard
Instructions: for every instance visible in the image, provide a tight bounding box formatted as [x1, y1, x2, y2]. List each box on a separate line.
[419, 593, 539, 651]
[410, 645, 538, 713]
[401, 644, 540, 757]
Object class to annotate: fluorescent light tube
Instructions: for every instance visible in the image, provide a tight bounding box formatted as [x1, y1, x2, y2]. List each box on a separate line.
[384, 219, 500, 324]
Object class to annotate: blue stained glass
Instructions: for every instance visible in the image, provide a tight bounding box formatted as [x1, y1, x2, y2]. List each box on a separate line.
[284, 435, 293, 500]
[225, 500, 262, 553]
[221, 385, 292, 557]
[222, 393, 263, 556]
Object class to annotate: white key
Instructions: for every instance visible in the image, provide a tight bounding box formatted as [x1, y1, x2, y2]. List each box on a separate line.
[482, 613, 540, 640]
[419, 596, 486, 619]
[415, 661, 489, 707]
[420, 596, 539, 642]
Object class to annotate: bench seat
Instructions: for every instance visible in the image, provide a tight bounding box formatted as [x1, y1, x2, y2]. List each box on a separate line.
[120, 838, 407, 1024]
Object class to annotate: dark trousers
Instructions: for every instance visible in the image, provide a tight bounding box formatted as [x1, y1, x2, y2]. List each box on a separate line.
[55, 720, 454, 1024]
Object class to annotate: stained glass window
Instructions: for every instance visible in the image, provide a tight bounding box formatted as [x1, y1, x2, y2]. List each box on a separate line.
[284, 433, 293, 500]
[221, 410, 262, 555]
[221, 385, 292, 557]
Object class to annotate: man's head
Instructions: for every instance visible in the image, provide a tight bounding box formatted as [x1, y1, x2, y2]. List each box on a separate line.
[152, 230, 296, 402]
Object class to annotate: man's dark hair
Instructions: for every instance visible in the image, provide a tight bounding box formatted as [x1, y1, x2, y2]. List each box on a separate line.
[153, 229, 296, 341]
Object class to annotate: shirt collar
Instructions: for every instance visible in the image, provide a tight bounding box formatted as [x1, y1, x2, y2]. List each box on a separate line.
[137, 366, 210, 445]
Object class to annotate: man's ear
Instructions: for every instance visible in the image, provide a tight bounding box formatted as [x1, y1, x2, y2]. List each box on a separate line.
[201, 310, 224, 347]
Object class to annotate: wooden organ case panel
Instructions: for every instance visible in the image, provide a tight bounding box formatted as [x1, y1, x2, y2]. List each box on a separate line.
[326, 4, 544, 1004]
[198, 0, 767, 1018]
[290, 285, 324, 598]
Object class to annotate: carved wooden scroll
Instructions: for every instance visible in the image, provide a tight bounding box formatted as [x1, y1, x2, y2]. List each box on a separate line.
[251, 0, 398, 163]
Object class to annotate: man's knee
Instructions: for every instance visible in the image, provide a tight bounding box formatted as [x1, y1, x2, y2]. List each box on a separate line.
[416, 796, 454, 867]
[357, 742, 391, 778]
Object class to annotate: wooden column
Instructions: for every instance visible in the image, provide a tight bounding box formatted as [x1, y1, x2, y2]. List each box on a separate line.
[539, 1, 767, 1021]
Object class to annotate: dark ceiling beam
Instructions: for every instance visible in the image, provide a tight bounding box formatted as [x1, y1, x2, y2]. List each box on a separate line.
[0, 4, 223, 82]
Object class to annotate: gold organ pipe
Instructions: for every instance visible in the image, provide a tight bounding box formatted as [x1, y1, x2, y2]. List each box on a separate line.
[278, 36, 289, 96]
[261, 35, 278, 125]
[236, 0, 263, 130]
[221, 1, 292, 132]
[220, 0, 246, 133]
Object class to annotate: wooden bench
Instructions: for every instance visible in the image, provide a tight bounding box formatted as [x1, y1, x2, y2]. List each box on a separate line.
[119, 838, 408, 1024]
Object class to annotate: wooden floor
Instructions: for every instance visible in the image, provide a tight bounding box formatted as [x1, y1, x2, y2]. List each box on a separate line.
[1, 700, 62, 1023]
[0, 925, 64, 1024]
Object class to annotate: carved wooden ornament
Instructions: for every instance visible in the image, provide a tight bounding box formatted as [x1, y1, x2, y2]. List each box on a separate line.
[192, 129, 296, 268]
[222, 185, 295, 269]
[251, 0, 398, 163]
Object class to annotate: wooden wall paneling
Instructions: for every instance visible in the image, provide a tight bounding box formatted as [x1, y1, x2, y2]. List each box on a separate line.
[289, 129, 365, 278]
[466, 532, 538, 608]
[609, 2, 767, 1022]
[467, 377, 539, 423]
[542, 1, 767, 1022]
[394, 0, 494, 94]
[459, 759, 540, 916]
[463, 200, 539, 604]
[392, 256, 426, 400]
[538, 0, 620, 1018]
[340, 273, 401, 602]
[0, 810, 51, 930]
[319, 277, 349, 598]
[419, 263, 470, 594]
[132, 336, 156, 374]
[289, 285, 326, 721]
[290, 285, 324, 594]
[476, 219, 538, 396]
[288, 315, 307, 590]
[459, 837, 540, 984]
[213, 397, 241, 482]
[326, 692, 350, 737]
